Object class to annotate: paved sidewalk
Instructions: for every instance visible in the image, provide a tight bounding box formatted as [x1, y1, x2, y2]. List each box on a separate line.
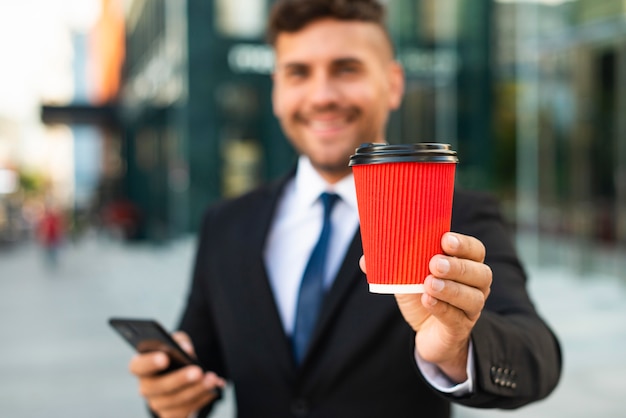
[0, 235, 625, 417]
[0, 236, 234, 418]
[456, 264, 626, 418]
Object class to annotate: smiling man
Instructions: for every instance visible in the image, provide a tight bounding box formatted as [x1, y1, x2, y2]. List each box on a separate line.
[271, 17, 403, 183]
[126, 1, 561, 417]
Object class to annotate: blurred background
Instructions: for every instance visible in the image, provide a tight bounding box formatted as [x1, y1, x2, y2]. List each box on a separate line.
[0, 0, 625, 417]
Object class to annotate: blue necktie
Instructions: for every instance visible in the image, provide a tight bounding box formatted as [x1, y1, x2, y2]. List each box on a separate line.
[292, 192, 339, 364]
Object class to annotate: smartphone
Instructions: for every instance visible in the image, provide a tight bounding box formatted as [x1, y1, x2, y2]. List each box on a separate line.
[109, 318, 199, 374]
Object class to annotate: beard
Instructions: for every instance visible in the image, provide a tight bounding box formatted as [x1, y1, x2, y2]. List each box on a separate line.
[294, 103, 361, 128]
[282, 103, 385, 179]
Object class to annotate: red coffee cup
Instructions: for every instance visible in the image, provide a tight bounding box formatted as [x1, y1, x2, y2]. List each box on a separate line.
[349, 143, 458, 293]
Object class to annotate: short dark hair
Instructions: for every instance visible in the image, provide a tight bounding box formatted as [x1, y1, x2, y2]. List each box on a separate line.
[267, 0, 391, 47]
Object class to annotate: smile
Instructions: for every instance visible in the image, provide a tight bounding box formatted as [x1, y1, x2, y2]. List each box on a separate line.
[298, 107, 360, 134]
[308, 118, 349, 132]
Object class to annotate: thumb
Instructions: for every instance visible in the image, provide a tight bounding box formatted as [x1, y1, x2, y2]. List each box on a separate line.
[172, 331, 196, 357]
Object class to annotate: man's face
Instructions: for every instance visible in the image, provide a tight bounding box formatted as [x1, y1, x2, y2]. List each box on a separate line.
[272, 18, 404, 183]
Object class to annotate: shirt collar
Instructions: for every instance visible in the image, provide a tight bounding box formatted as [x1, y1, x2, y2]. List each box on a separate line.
[294, 155, 358, 211]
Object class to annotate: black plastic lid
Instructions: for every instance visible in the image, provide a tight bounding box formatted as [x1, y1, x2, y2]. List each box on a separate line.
[349, 143, 458, 166]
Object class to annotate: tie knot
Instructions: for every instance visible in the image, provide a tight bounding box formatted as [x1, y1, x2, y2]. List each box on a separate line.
[320, 192, 339, 215]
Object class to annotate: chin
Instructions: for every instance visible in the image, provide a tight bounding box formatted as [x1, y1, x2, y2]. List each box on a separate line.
[312, 157, 352, 173]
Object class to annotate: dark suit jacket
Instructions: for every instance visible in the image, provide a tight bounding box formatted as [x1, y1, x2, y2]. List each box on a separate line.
[178, 175, 561, 418]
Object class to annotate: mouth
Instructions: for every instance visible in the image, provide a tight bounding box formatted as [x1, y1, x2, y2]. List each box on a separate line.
[308, 118, 349, 134]
[298, 108, 359, 136]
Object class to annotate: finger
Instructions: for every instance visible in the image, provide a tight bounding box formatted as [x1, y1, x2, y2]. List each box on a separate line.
[441, 232, 485, 263]
[139, 365, 204, 398]
[156, 388, 217, 418]
[394, 293, 429, 331]
[172, 331, 196, 357]
[359, 255, 366, 274]
[429, 255, 492, 293]
[422, 276, 488, 321]
[151, 389, 214, 418]
[129, 352, 170, 377]
[203, 371, 227, 392]
[149, 372, 223, 412]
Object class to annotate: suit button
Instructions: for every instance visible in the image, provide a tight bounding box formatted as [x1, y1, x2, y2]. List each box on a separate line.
[291, 398, 309, 417]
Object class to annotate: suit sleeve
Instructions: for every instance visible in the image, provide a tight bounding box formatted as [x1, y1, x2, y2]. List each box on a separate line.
[442, 190, 562, 409]
[175, 207, 228, 417]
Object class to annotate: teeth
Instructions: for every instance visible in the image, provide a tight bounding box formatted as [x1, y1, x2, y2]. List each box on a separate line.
[309, 119, 346, 130]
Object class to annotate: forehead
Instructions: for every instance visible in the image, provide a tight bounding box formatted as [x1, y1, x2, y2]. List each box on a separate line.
[274, 18, 392, 65]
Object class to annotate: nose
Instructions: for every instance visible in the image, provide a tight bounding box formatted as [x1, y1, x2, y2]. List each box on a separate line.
[308, 72, 340, 108]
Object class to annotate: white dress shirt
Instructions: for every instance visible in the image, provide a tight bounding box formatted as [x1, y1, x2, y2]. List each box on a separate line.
[264, 156, 360, 335]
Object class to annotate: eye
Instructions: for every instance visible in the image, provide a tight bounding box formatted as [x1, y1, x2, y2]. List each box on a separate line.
[335, 62, 361, 77]
[284, 65, 309, 79]
[339, 65, 358, 73]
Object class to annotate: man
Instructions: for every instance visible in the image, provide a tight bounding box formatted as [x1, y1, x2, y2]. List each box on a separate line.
[128, 0, 561, 417]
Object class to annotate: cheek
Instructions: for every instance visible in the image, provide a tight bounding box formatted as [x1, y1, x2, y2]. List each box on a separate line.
[346, 82, 385, 109]
[273, 85, 300, 119]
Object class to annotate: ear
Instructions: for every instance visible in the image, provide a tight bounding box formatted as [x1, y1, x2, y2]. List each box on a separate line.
[387, 61, 405, 110]
[271, 72, 279, 117]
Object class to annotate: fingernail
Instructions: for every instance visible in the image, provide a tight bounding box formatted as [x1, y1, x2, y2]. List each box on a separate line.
[203, 374, 215, 388]
[204, 373, 226, 389]
[187, 367, 201, 381]
[431, 278, 445, 292]
[436, 258, 450, 274]
[446, 234, 460, 250]
[154, 353, 168, 368]
[179, 341, 193, 354]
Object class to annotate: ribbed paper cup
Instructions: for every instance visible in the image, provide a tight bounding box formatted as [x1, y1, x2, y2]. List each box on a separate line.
[349, 143, 458, 294]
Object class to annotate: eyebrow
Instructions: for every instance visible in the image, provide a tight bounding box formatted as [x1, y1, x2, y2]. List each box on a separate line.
[332, 57, 364, 68]
[279, 56, 364, 70]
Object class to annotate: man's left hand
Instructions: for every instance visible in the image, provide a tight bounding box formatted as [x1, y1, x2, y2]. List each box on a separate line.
[360, 232, 492, 383]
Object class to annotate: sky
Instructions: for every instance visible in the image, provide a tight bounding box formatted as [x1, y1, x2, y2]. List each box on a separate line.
[0, 0, 102, 120]
[0, 0, 105, 203]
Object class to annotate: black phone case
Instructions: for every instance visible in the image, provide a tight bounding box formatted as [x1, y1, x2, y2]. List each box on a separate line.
[109, 318, 199, 374]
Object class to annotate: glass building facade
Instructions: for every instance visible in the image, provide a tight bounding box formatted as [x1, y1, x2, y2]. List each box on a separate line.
[118, 0, 625, 275]
[120, 0, 494, 238]
[510, 0, 626, 275]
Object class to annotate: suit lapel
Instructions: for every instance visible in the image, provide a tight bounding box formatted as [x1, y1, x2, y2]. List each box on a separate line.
[239, 175, 298, 379]
[236, 170, 366, 374]
[303, 230, 364, 365]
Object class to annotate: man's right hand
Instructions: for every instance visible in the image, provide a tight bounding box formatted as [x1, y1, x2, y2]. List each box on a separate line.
[129, 332, 226, 418]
